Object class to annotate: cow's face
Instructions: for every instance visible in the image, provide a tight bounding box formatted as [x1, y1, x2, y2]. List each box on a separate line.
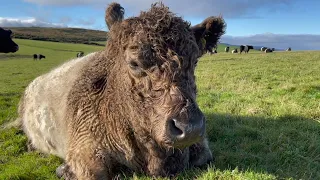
[0, 28, 19, 53]
[106, 3, 225, 150]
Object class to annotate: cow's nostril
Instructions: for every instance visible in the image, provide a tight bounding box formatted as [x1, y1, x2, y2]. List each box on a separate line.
[167, 116, 205, 148]
[169, 119, 184, 137]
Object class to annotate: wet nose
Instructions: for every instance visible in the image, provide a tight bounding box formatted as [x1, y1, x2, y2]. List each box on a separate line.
[168, 116, 205, 147]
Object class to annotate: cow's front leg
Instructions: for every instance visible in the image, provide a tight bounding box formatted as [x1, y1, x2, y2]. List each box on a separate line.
[65, 146, 111, 180]
[189, 138, 213, 168]
[56, 163, 76, 180]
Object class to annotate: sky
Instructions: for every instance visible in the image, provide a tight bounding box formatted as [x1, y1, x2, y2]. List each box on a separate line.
[1, 0, 320, 50]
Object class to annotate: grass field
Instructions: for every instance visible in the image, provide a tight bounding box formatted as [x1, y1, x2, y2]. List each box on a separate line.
[0, 39, 319, 179]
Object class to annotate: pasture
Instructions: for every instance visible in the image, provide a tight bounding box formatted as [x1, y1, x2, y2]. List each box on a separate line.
[0, 39, 319, 179]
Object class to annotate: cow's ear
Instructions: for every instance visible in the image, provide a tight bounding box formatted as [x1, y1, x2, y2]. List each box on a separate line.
[105, 2, 125, 30]
[191, 16, 226, 56]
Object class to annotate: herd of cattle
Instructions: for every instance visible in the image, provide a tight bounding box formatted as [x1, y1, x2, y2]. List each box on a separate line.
[208, 45, 292, 54]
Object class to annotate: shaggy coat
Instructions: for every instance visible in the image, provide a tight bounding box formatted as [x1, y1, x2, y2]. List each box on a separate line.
[0, 27, 19, 53]
[18, 2, 226, 179]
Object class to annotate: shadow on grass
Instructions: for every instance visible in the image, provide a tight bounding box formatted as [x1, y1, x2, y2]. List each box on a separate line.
[195, 113, 320, 179]
[1, 113, 319, 179]
[123, 113, 320, 180]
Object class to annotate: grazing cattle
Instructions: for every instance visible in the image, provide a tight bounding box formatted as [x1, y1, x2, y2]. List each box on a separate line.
[244, 45, 253, 53]
[265, 48, 273, 53]
[232, 48, 238, 53]
[0, 27, 19, 53]
[286, 47, 291, 51]
[271, 48, 275, 51]
[225, 46, 229, 53]
[17, 2, 226, 179]
[76, 51, 84, 57]
[261, 47, 267, 52]
[240, 45, 253, 54]
[33, 54, 45, 60]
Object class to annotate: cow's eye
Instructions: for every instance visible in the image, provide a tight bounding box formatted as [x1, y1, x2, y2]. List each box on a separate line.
[128, 60, 147, 77]
[129, 61, 139, 69]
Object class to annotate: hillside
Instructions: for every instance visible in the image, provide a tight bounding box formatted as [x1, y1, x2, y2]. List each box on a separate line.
[9, 27, 256, 51]
[9, 27, 107, 45]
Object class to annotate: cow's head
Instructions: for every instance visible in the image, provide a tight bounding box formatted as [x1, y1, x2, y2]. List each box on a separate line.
[105, 2, 225, 149]
[0, 28, 19, 53]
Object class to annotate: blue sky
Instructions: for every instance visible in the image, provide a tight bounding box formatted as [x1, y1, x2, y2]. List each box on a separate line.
[1, 0, 320, 50]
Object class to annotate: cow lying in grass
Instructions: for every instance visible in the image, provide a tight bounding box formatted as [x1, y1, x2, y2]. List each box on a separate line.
[17, 2, 226, 179]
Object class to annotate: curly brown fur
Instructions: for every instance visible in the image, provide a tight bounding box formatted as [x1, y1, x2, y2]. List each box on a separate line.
[19, 2, 225, 179]
[105, 2, 124, 30]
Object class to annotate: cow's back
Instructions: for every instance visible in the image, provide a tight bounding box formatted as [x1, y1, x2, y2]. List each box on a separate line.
[20, 52, 97, 158]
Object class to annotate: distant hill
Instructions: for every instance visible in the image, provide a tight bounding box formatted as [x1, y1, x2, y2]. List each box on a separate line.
[9, 27, 107, 46]
[8, 27, 280, 50]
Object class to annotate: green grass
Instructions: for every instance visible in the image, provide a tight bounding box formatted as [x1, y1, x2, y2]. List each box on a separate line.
[0, 39, 319, 179]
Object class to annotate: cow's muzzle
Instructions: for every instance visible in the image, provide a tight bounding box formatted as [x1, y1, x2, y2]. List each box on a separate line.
[167, 111, 205, 148]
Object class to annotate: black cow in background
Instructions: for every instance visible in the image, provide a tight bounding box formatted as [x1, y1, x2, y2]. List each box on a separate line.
[0, 27, 19, 53]
[240, 45, 254, 54]
[33, 54, 46, 60]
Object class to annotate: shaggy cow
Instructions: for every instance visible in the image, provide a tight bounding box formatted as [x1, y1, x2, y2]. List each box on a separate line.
[240, 45, 253, 54]
[0, 27, 19, 53]
[232, 48, 238, 53]
[76, 51, 84, 57]
[225, 46, 229, 53]
[17, 2, 226, 179]
[33, 54, 45, 60]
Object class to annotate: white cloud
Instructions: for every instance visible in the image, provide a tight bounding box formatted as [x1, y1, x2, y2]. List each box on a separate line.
[221, 33, 320, 50]
[0, 17, 67, 28]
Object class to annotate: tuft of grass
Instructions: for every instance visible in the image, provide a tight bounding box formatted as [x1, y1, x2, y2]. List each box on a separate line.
[0, 39, 319, 179]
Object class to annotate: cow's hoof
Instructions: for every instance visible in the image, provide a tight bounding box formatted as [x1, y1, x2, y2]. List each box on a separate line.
[56, 163, 76, 180]
[56, 163, 71, 179]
